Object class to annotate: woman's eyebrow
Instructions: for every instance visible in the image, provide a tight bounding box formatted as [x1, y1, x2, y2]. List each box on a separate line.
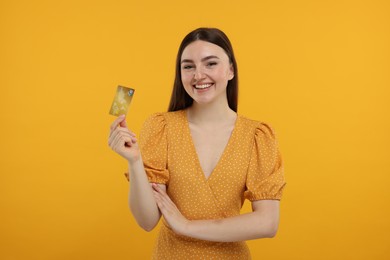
[181, 55, 220, 64]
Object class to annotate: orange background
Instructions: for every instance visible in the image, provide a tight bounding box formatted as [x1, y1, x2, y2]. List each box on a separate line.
[1, 0, 389, 259]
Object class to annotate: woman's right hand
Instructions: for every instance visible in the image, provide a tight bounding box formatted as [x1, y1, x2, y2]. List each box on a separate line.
[108, 115, 141, 164]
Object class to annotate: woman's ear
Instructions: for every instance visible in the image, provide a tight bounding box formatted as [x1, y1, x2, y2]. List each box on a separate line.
[228, 64, 234, 80]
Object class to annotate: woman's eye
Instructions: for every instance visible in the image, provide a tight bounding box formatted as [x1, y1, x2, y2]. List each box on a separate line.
[207, 62, 218, 67]
[182, 65, 193, 70]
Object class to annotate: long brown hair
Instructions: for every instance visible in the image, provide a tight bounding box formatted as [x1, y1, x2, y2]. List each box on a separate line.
[168, 28, 238, 112]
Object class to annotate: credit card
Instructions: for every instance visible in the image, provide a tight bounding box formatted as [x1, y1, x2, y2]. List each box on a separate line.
[109, 85, 135, 116]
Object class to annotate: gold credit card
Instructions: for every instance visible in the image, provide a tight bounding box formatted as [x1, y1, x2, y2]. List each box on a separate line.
[109, 85, 135, 116]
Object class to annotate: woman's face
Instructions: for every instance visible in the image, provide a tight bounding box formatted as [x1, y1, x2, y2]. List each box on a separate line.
[180, 40, 234, 106]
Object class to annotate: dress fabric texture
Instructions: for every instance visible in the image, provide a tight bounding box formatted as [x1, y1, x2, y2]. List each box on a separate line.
[138, 110, 286, 259]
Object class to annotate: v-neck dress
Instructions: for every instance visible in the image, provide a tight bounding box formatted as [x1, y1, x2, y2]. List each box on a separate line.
[138, 110, 286, 259]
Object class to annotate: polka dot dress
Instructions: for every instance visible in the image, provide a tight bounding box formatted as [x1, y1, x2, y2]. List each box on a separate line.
[138, 110, 286, 259]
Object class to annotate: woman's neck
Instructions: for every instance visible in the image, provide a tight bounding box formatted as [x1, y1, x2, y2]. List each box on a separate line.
[186, 99, 236, 126]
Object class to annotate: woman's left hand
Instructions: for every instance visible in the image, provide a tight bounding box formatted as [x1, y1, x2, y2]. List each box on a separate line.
[152, 183, 190, 235]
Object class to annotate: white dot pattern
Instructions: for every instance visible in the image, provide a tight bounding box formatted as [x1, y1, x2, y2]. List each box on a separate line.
[138, 110, 286, 259]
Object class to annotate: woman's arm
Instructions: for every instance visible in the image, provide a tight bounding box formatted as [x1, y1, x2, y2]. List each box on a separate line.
[152, 183, 280, 242]
[183, 200, 279, 242]
[128, 160, 166, 231]
[109, 115, 163, 231]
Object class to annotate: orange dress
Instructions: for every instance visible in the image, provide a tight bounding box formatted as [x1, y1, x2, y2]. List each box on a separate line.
[138, 110, 286, 259]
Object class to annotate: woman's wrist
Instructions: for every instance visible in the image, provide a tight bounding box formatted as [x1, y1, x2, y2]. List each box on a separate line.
[128, 156, 143, 170]
[172, 219, 192, 237]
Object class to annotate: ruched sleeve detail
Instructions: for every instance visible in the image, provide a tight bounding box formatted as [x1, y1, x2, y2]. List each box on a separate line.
[139, 113, 169, 184]
[244, 123, 286, 201]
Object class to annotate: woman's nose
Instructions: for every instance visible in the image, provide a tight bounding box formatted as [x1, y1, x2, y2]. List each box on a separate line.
[193, 68, 205, 81]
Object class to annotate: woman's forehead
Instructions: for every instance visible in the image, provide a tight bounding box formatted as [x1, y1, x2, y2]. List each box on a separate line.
[181, 40, 229, 61]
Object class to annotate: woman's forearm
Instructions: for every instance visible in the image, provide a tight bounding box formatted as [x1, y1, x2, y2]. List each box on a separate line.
[182, 208, 279, 242]
[152, 182, 280, 242]
[128, 158, 161, 231]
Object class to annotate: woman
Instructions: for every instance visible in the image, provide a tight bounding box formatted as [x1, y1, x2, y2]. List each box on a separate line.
[108, 28, 286, 259]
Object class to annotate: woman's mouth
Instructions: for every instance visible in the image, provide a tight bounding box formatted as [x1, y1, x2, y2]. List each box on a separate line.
[194, 83, 214, 90]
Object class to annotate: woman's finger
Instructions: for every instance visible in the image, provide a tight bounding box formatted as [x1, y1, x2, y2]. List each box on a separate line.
[109, 115, 126, 135]
[153, 191, 161, 203]
[153, 184, 171, 201]
[109, 126, 132, 140]
[152, 183, 163, 192]
[109, 128, 134, 147]
[153, 186, 176, 210]
[109, 127, 134, 147]
[108, 127, 137, 147]
[153, 191, 165, 211]
[108, 127, 137, 143]
[119, 116, 128, 128]
[128, 131, 136, 137]
[111, 133, 133, 152]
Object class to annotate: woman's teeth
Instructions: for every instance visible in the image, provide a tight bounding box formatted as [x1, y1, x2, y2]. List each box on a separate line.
[194, 83, 213, 89]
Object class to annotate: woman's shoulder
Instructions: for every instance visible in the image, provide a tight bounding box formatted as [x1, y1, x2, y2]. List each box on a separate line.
[143, 110, 185, 127]
[238, 114, 277, 138]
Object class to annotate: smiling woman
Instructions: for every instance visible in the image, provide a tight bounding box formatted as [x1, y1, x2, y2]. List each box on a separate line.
[108, 27, 286, 259]
[180, 41, 234, 106]
[169, 28, 239, 112]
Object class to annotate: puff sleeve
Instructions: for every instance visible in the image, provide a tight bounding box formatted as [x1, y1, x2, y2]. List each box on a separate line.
[138, 113, 169, 184]
[244, 123, 286, 201]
